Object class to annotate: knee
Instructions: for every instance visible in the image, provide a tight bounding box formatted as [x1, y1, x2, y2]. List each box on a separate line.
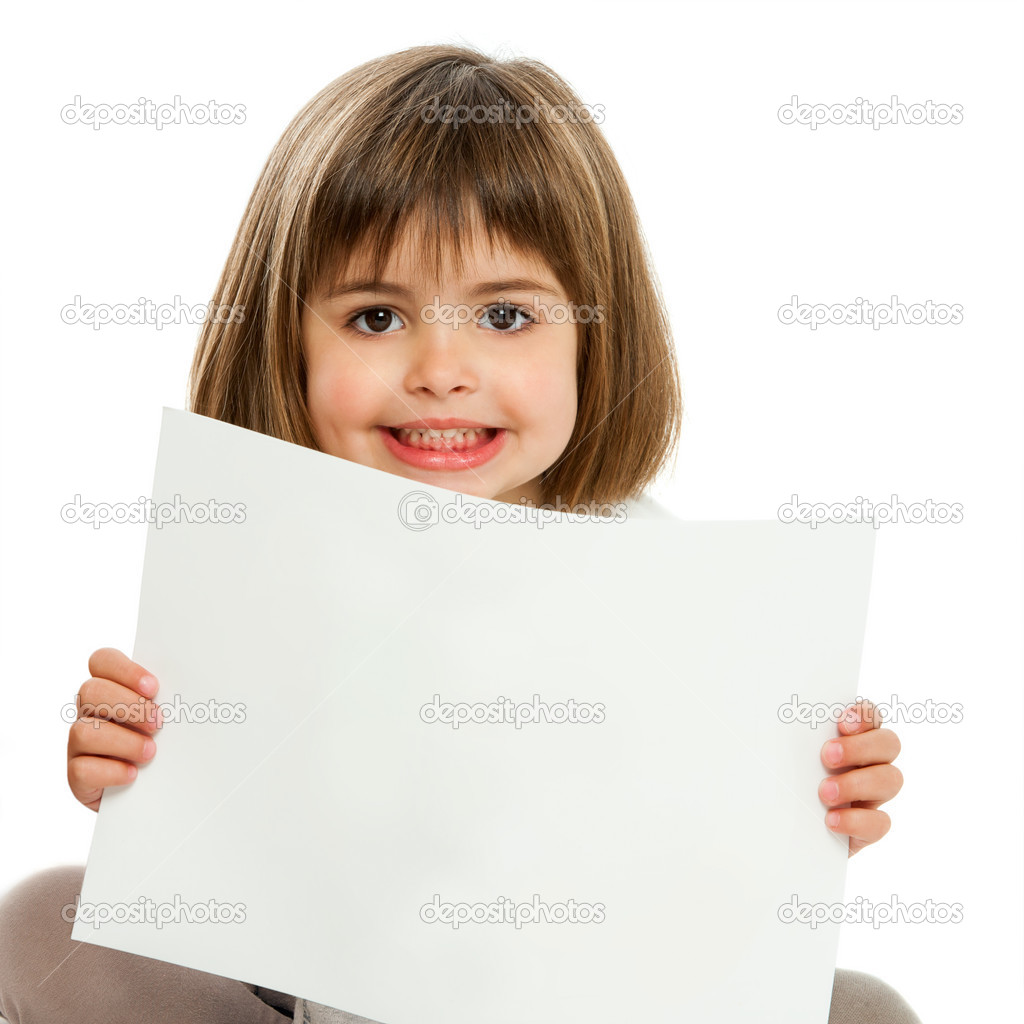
[830, 967, 923, 1024]
[0, 866, 85, 1021]
[0, 865, 85, 955]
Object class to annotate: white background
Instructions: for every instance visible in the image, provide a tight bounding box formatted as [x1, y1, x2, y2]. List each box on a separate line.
[1, 1, 1021, 1022]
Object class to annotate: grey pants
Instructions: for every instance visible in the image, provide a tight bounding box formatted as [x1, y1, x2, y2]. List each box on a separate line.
[0, 866, 922, 1023]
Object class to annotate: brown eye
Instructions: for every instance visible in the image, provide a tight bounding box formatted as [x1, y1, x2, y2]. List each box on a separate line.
[481, 303, 536, 332]
[346, 307, 404, 335]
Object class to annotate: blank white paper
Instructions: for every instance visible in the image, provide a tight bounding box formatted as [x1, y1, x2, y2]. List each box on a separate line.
[71, 407, 876, 1024]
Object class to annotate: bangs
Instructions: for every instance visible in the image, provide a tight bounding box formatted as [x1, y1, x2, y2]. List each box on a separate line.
[300, 65, 599, 305]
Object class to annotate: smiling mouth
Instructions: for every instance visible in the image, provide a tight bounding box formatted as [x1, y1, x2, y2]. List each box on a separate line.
[386, 426, 498, 453]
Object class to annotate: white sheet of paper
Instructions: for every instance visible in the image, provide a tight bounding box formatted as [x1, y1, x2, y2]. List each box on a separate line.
[72, 407, 876, 1024]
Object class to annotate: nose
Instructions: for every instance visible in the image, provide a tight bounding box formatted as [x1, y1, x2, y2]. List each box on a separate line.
[402, 319, 479, 397]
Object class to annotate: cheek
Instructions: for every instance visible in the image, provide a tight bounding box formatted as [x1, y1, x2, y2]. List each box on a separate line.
[513, 340, 577, 435]
[306, 349, 381, 441]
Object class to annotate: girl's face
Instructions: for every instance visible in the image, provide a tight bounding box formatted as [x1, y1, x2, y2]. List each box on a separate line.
[300, 220, 578, 505]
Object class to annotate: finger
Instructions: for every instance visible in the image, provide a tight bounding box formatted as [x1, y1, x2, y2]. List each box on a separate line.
[825, 806, 891, 854]
[77, 677, 162, 734]
[68, 754, 140, 810]
[819, 763, 903, 807]
[821, 727, 901, 770]
[87, 647, 159, 699]
[67, 716, 158, 764]
[837, 698, 881, 735]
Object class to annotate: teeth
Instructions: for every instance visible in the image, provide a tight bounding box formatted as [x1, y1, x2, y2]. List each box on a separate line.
[397, 425, 481, 438]
[393, 427, 492, 450]
[398, 427, 480, 440]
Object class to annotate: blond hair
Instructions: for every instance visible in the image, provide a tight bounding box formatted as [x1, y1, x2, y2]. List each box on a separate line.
[188, 43, 682, 506]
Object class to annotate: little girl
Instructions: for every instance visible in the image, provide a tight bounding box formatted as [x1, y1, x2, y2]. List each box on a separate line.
[0, 43, 917, 1024]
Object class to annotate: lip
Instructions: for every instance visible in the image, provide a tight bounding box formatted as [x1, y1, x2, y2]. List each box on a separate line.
[377, 425, 507, 470]
[389, 418, 495, 430]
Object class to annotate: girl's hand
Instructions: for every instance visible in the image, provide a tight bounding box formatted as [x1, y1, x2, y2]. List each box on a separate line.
[67, 647, 162, 812]
[818, 699, 903, 857]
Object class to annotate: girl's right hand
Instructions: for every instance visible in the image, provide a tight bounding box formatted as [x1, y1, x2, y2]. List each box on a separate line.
[67, 647, 162, 812]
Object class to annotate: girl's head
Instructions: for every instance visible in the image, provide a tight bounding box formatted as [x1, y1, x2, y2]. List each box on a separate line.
[188, 43, 681, 508]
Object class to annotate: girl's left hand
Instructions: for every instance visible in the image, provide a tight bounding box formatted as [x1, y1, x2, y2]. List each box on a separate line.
[818, 699, 903, 857]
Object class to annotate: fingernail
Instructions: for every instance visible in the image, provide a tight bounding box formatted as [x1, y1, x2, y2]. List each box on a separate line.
[142, 739, 156, 759]
[824, 741, 843, 765]
[152, 703, 162, 730]
[821, 780, 839, 802]
[139, 675, 158, 697]
[826, 811, 841, 828]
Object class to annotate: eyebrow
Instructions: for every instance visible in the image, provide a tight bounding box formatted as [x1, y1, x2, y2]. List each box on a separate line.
[321, 278, 565, 302]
